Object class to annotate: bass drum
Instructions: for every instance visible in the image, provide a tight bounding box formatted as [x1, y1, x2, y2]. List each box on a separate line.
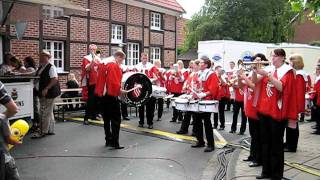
[121, 72, 152, 106]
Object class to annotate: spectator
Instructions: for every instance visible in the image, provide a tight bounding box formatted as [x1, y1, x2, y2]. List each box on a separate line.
[0, 81, 20, 180]
[61, 73, 82, 111]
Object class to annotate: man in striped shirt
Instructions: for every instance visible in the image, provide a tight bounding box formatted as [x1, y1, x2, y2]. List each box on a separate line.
[0, 81, 19, 179]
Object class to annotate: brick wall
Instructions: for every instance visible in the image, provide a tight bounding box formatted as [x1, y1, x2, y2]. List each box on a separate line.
[292, 19, 320, 44]
[70, 43, 87, 68]
[90, 20, 109, 43]
[164, 31, 175, 49]
[43, 19, 67, 38]
[58, 75, 68, 89]
[10, 21, 39, 38]
[150, 32, 163, 45]
[70, 17, 87, 42]
[10, 40, 39, 63]
[127, 26, 142, 41]
[176, 18, 187, 48]
[69, 69, 82, 84]
[127, 6, 143, 25]
[111, 1, 126, 22]
[90, 0, 109, 19]
[164, 14, 175, 31]
[144, 48, 149, 55]
[97, 45, 110, 57]
[164, 50, 175, 67]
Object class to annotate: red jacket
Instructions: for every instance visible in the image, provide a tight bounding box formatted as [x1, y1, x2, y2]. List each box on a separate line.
[244, 85, 258, 120]
[295, 74, 306, 113]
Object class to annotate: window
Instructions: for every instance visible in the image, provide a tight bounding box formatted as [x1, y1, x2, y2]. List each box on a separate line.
[42, 6, 64, 18]
[43, 41, 64, 72]
[126, 43, 139, 66]
[111, 24, 123, 44]
[0, 36, 2, 65]
[150, 47, 161, 64]
[151, 12, 161, 30]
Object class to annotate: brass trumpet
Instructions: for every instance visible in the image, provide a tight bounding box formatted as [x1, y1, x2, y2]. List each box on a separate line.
[242, 61, 271, 70]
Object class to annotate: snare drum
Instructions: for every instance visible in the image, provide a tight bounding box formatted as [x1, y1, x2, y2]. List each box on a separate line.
[171, 97, 177, 107]
[187, 100, 199, 112]
[175, 98, 189, 112]
[198, 100, 219, 113]
[152, 85, 167, 98]
[121, 72, 152, 106]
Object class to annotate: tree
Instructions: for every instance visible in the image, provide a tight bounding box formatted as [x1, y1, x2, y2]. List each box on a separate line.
[289, 0, 320, 23]
[182, 0, 295, 51]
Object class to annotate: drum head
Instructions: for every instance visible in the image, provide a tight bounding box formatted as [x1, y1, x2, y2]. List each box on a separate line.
[122, 72, 152, 106]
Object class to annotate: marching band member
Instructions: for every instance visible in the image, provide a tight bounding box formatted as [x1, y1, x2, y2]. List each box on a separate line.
[311, 65, 320, 134]
[164, 63, 174, 108]
[191, 55, 219, 152]
[284, 54, 307, 152]
[176, 60, 200, 135]
[230, 71, 247, 135]
[226, 61, 237, 111]
[253, 49, 297, 180]
[169, 61, 185, 123]
[81, 44, 100, 125]
[136, 53, 155, 129]
[213, 66, 227, 130]
[149, 59, 166, 121]
[95, 50, 126, 149]
[238, 53, 267, 168]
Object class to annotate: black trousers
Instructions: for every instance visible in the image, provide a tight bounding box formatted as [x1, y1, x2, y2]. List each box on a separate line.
[179, 111, 195, 133]
[213, 97, 227, 128]
[172, 93, 183, 121]
[312, 105, 320, 131]
[285, 121, 299, 151]
[226, 98, 234, 111]
[259, 114, 286, 180]
[157, 98, 164, 119]
[193, 112, 215, 147]
[84, 85, 98, 120]
[248, 118, 262, 163]
[231, 101, 247, 132]
[139, 97, 156, 125]
[102, 95, 121, 147]
[121, 102, 128, 119]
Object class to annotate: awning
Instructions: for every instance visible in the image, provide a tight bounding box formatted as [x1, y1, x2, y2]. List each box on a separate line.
[0, 0, 88, 25]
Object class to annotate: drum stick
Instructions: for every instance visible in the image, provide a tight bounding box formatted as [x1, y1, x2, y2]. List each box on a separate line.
[125, 84, 142, 93]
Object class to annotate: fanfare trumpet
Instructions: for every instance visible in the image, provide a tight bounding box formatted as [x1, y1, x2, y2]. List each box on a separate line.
[242, 61, 271, 70]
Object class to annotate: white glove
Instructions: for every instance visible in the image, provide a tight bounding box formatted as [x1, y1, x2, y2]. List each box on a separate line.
[197, 92, 207, 99]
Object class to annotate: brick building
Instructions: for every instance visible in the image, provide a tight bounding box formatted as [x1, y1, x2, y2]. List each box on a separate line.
[292, 18, 320, 44]
[0, 0, 185, 85]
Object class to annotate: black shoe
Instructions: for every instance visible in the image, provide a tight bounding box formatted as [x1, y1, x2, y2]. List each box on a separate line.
[238, 132, 244, 135]
[204, 146, 215, 152]
[191, 132, 196, 136]
[176, 130, 188, 135]
[249, 162, 261, 167]
[218, 127, 225, 130]
[148, 125, 153, 129]
[243, 157, 253, 162]
[46, 132, 55, 135]
[123, 117, 130, 121]
[213, 126, 217, 129]
[191, 143, 205, 148]
[114, 145, 125, 149]
[138, 124, 143, 128]
[284, 147, 296, 152]
[83, 120, 89, 125]
[170, 119, 176, 122]
[256, 174, 270, 179]
[105, 142, 110, 147]
[229, 130, 236, 133]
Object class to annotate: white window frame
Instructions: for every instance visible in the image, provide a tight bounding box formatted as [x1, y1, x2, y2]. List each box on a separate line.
[42, 5, 64, 18]
[111, 24, 123, 44]
[151, 12, 161, 30]
[43, 40, 64, 72]
[0, 36, 2, 65]
[126, 43, 140, 66]
[150, 47, 161, 64]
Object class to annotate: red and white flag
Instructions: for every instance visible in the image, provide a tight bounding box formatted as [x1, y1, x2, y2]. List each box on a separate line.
[132, 83, 142, 97]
